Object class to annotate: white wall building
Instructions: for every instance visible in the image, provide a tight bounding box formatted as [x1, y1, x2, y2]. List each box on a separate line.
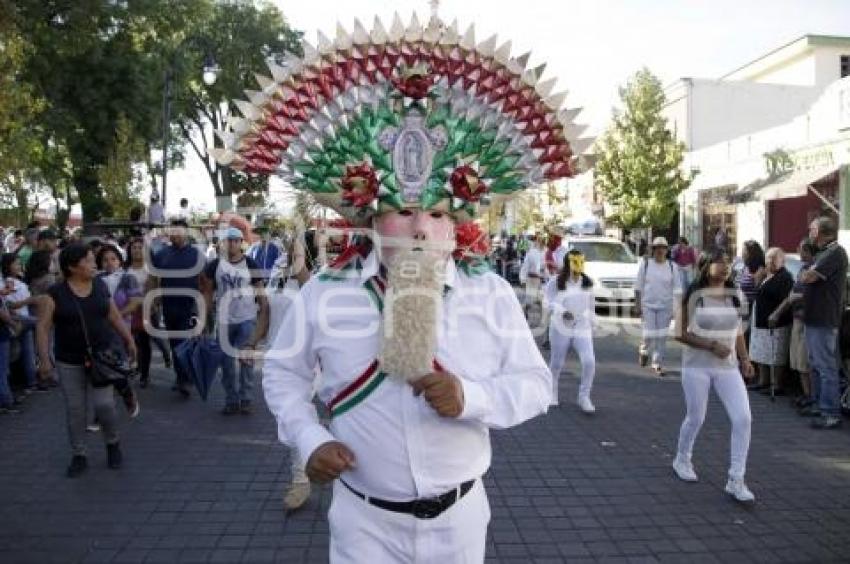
[666, 34, 850, 255]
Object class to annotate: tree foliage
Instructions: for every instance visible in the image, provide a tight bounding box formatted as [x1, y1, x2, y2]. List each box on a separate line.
[98, 115, 146, 219]
[9, 0, 301, 223]
[595, 68, 691, 230]
[166, 1, 302, 210]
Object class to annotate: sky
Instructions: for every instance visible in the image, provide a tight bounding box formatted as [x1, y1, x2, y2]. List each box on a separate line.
[167, 0, 850, 214]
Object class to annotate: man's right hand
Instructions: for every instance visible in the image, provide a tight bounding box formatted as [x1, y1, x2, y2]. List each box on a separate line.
[305, 441, 356, 483]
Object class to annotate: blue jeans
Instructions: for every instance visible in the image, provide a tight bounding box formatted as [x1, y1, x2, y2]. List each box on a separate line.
[220, 320, 256, 407]
[17, 326, 37, 388]
[0, 340, 11, 407]
[805, 325, 841, 416]
[164, 312, 196, 388]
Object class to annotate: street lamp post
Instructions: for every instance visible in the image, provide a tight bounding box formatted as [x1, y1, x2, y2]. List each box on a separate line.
[158, 46, 219, 211]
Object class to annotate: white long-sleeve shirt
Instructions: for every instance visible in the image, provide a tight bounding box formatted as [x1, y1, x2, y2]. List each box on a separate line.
[544, 277, 594, 330]
[636, 258, 681, 310]
[263, 251, 551, 501]
[520, 247, 546, 283]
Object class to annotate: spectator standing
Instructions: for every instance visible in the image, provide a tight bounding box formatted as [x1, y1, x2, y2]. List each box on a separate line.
[772, 239, 816, 410]
[801, 217, 848, 429]
[201, 227, 269, 415]
[519, 236, 546, 318]
[715, 227, 729, 252]
[147, 219, 203, 398]
[1, 253, 42, 393]
[635, 237, 681, 376]
[736, 241, 766, 344]
[0, 301, 22, 413]
[36, 244, 139, 477]
[247, 227, 282, 281]
[36, 229, 61, 283]
[748, 248, 793, 394]
[16, 228, 38, 270]
[147, 193, 165, 225]
[671, 237, 698, 291]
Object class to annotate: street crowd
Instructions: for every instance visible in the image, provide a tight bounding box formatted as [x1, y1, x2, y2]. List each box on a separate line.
[0, 212, 846, 510]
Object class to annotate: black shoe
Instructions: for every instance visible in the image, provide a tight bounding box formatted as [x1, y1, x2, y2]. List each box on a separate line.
[0, 406, 20, 415]
[639, 353, 648, 367]
[747, 383, 768, 391]
[66, 455, 88, 478]
[239, 400, 253, 415]
[811, 415, 843, 430]
[799, 405, 822, 417]
[106, 443, 123, 469]
[794, 397, 812, 409]
[35, 383, 50, 392]
[222, 404, 240, 416]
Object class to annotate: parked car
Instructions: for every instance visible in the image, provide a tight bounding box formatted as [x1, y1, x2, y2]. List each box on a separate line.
[561, 236, 639, 313]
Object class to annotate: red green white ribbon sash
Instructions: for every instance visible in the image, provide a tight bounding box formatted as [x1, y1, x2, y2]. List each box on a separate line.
[328, 359, 386, 418]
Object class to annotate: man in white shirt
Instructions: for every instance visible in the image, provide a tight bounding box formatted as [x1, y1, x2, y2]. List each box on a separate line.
[519, 236, 547, 319]
[216, 16, 577, 560]
[201, 227, 270, 414]
[635, 237, 681, 375]
[264, 213, 550, 561]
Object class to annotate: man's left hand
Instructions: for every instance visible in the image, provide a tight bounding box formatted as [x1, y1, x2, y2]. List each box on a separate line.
[410, 371, 465, 418]
[801, 270, 819, 284]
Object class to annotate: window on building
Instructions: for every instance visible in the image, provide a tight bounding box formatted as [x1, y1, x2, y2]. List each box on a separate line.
[842, 55, 850, 78]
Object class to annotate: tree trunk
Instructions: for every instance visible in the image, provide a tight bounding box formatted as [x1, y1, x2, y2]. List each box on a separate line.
[74, 163, 106, 225]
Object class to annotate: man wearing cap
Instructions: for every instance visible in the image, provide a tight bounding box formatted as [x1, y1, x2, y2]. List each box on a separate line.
[247, 226, 282, 281]
[201, 227, 269, 415]
[635, 237, 681, 376]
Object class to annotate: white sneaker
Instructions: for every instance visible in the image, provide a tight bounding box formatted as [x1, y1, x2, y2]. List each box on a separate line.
[577, 396, 596, 414]
[724, 477, 755, 503]
[672, 456, 698, 482]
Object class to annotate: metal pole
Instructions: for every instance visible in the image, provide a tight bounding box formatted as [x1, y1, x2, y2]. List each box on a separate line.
[161, 67, 173, 211]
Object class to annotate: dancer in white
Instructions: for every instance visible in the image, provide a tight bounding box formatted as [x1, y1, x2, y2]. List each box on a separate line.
[212, 13, 584, 561]
[545, 249, 596, 413]
[673, 250, 756, 503]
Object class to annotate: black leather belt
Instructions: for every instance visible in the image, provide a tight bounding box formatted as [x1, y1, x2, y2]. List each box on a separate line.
[340, 478, 476, 519]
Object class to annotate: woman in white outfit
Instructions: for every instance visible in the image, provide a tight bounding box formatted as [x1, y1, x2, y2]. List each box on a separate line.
[545, 249, 596, 413]
[673, 249, 757, 503]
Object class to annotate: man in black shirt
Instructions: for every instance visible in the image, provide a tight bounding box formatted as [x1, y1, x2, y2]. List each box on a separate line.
[801, 217, 848, 429]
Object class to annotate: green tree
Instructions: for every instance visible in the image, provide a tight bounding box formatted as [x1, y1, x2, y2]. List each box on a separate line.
[98, 115, 146, 219]
[595, 68, 691, 232]
[12, 0, 209, 221]
[0, 23, 51, 225]
[167, 1, 302, 211]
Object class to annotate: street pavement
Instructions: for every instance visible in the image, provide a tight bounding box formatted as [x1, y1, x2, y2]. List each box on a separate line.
[1, 317, 850, 563]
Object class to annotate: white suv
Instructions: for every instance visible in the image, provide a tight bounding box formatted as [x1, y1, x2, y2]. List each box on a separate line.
[561, 236, 639, 313]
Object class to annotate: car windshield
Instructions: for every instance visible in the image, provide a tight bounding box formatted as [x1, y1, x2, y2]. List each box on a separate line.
[570, 241, 637, 263]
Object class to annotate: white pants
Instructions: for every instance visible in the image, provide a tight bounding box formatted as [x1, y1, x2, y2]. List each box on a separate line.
[676, 367, 752, 479]
[548, 325, 595, 404]
[329, 479, 490, 563]
[642, 307, 673, 367]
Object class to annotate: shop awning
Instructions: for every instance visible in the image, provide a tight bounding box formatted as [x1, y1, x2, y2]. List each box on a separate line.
[731, 166, 838, 203]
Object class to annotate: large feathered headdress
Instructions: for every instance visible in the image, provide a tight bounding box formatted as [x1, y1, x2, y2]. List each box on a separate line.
[210, 14, 591, 224]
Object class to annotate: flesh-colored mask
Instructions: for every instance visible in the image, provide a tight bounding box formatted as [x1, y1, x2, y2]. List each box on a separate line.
[569, 254, 585, 275]
[374, 209, 455, 266]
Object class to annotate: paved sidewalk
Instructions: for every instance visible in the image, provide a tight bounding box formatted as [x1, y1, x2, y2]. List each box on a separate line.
[1, 326, 850, 563]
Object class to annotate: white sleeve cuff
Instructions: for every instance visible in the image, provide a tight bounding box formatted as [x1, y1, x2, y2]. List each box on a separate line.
[459, 378, 491, 421]
[296, 424, 337, 464]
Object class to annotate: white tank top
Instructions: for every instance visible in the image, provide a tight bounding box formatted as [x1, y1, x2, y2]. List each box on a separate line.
[684, 294, 741, 370]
